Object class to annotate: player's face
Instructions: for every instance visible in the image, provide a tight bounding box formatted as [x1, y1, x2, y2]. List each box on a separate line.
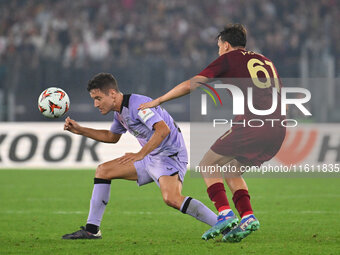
[90, 88, 117, 115]
[217, 38, 229, 56]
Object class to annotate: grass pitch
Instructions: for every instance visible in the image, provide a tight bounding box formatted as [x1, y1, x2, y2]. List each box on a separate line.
[0, 170, 339, 255]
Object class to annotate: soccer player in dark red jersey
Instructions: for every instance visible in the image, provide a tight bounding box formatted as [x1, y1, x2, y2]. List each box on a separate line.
[139, 24, 286, 242]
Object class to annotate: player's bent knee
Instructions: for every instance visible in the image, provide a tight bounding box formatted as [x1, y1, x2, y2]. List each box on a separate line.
[95, 164, 110, 179]
[162, 193, 181, 209]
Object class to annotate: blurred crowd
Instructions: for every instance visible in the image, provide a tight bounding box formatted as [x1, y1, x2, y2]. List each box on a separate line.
[0, 0, 338, 78]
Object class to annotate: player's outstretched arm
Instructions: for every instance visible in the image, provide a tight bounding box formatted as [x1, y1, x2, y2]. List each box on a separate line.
[138, 75, 209, 110]
[117, 121, 170, 164]
[64, 117, 121, 143]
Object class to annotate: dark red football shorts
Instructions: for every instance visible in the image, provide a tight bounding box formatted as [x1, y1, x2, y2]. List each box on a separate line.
[210, 116, 286, 167]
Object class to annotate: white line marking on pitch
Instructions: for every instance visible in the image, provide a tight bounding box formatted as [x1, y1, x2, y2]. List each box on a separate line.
[1, 210, 339, 215]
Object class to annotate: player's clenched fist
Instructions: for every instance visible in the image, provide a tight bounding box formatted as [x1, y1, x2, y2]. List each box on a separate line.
[64, 116, 82, 134]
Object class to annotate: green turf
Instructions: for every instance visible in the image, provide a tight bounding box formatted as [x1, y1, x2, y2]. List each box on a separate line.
[0, 170, 339, 255]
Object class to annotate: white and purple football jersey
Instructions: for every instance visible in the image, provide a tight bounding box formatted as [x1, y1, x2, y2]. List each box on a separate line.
[110, 94, 188, 163]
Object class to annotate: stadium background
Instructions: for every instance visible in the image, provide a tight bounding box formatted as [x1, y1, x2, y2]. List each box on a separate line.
[0, 1, 339, 254]
[0, 0, 339, 122]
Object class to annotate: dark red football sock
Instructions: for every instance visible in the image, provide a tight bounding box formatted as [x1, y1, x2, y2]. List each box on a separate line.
[232, 189, 253, 218]
[207, 182, 230, 212]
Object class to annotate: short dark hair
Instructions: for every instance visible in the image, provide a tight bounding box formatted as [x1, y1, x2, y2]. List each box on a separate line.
[87, 73, 120, 93]
[217, 24, 247, 47]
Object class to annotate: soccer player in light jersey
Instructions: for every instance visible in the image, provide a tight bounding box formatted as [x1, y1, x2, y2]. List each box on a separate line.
[139, 24, 286, 242]
[62, 73, 217, 239]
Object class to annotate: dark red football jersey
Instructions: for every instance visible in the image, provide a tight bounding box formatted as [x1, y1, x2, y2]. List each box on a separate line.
[198, 49, 283, 119]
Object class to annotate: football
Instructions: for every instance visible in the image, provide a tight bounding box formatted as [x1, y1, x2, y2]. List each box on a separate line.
[38, 87, 70, 118]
